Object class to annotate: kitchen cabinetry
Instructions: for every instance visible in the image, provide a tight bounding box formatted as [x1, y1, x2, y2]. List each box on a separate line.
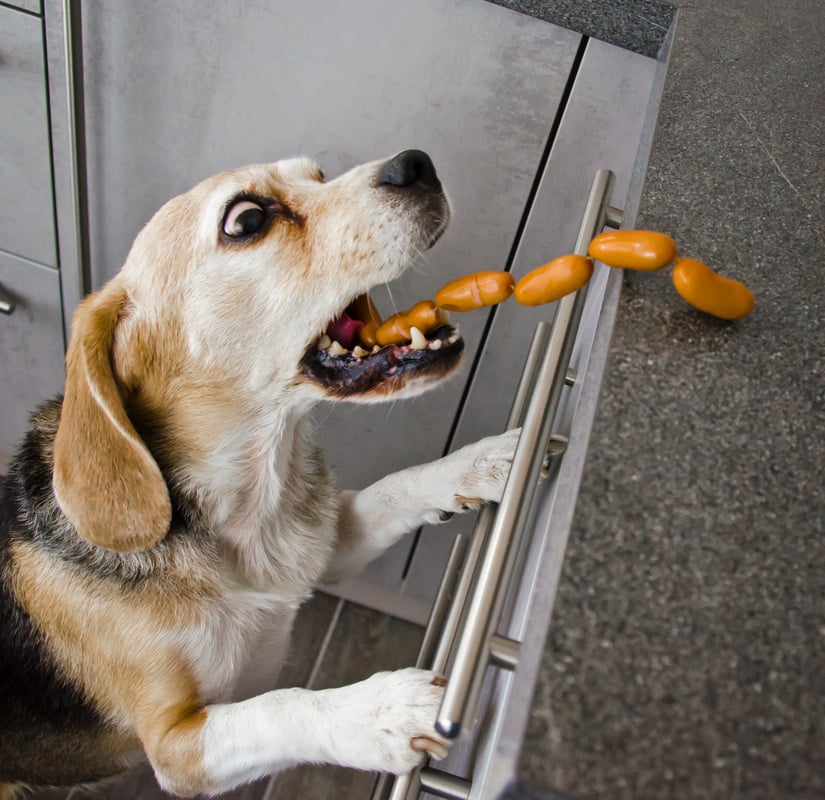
[0, 1, 67, 466]
[74, 0, 655, 623]
[5, 2, 668, 797]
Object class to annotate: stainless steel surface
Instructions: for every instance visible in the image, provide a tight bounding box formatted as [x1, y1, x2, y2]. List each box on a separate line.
[431, 322, 552, 674]
[0, 252, 66, 460]
[0, 3, 57, 267]
[419, 769, 471, 800]
[402, 39, 658, 611]
[488, 635, 521, 671]
[78, 0, 582, 606]
[60, 0, 88, 312]
[0, 284, 15, 315]
[373, 324, 553, 800]
[605, 205, 625, 229]
[417, 536, 469, 672]
[464, 39, 669, 799]
[4, 0, 42, 14]
[373, 33, 655, 770]
[435, 169, 616, 739]
[44, 0, 89, 330]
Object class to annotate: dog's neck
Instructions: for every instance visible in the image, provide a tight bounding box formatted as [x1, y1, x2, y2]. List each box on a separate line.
[155, 391, 337, 591]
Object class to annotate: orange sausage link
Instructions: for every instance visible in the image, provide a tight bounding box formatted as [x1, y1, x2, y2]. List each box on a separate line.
[671, 258, 754, 320]
[514, 255, 594, 306]
[404, 300, 441, 333]
[434, 270, 514, 312]
[588, 230, 677, 271]
[375, 312, 412, 347]
[353, 294, 383, 348]
[352, 294, 382, 328]
[359, 320, 379, 348]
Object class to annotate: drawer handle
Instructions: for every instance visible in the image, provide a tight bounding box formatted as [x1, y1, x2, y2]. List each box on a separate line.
[372, 170, 623, 800]
[0, 284, 16, 315]
[434, 168, 618, 740]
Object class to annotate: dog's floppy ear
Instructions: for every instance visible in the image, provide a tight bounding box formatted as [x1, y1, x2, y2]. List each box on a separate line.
[53, 282, 171, 552]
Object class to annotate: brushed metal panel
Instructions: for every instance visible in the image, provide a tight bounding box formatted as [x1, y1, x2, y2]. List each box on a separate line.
[403, 38, 658, 606]
[1, 2, 43, 15]
[79, 0, 581, 590]
[0, 5, 56, 266]
[0, 250, 65, 462]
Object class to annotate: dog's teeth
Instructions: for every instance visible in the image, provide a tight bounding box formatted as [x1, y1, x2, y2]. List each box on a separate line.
[329, 340, 348, 356]
[318, 334, 332, 350]
[371, 345, 381, 354]
[428, 338, 443, 351]
[409, 326, 427, 350]
[446, 331, 459, 345]
[352, 345, 368, 358]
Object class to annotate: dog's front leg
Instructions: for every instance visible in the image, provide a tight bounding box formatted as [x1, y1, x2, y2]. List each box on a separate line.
[148, 669, 449, 796]
[325, 429, 520, 581]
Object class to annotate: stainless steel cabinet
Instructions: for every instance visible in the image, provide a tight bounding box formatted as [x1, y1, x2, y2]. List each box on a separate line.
[77, 0, 584, 614]
[0, 2, 65, 467]
[4, 1, 42, 14]
[0, 252, 65, 460]
[0, 3, 56, 267]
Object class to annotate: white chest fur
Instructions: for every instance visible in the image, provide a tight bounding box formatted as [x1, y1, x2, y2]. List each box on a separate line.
[172, 587, 300, 703]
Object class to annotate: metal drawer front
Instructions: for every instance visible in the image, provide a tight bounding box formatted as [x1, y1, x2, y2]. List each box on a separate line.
[0, 4, 56, 267]
[78, 0, 583, 603]
[0, 251, 65, 463]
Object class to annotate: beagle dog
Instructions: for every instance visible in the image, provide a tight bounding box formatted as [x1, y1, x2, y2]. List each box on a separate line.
[0, 151, 518, 797]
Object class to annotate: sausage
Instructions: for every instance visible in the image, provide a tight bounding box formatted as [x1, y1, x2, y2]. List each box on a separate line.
[513, 254, 593, 306]
[359, 320, 379, 348]
[352, 294, 382, 328]
[375, 312, 412, 347]
[671, 258, 754, 320]
[353, 294, 383, 348]
[434, 271, 514, 312]
[588, 229, 677, 271]
[404, 300, 442, 333]
[372, 300, 450, 348]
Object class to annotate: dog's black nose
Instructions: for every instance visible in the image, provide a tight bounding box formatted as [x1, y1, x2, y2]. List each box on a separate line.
[379, 150, 441, 191]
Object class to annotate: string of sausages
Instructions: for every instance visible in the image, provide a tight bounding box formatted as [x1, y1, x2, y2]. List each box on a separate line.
[424, 229, 754, 325]
[352, 230, 754, 351]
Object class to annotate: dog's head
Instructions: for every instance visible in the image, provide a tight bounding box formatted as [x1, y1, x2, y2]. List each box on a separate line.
[52, 152, 460, 551]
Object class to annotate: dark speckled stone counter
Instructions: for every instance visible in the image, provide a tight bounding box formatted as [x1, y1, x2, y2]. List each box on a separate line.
[494, 0, 825, 798]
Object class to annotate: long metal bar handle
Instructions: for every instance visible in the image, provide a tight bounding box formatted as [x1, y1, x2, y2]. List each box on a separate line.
[435, 169, 616, 739]
[372, 169, 617, 800]
[371, 324, 554, 800]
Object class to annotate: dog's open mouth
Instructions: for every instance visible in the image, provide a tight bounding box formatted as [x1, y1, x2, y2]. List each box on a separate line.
[300, 294, 464, 397]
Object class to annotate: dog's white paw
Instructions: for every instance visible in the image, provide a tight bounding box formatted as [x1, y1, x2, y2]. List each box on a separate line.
[455, 428, 520, 507]
[334, 668, 450, 774]
[426, 429, 519, 520]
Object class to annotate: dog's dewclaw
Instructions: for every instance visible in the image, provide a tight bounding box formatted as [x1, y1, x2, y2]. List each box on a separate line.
[434, 270, 514, 312]
[588, 229, 677, 271]
[514, 254, 593, 306]
[671, 258, 755, 320]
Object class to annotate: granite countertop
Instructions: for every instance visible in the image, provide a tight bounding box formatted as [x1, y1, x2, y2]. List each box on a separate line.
[493, 0, 824, 798]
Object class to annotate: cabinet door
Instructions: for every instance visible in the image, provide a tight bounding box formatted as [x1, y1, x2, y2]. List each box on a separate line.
[0, 252, 65, 466]
[79, 0, 582, 599]
[0, 4, 56, 267]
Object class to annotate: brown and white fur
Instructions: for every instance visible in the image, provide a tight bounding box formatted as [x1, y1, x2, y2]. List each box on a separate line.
[0, 152, 518, 797]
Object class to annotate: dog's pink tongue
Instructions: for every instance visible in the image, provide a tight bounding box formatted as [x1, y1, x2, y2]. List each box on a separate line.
[326, 312, 363, 350]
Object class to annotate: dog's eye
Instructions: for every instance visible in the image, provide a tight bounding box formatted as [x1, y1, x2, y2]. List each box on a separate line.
[223, 200, 266, 237]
